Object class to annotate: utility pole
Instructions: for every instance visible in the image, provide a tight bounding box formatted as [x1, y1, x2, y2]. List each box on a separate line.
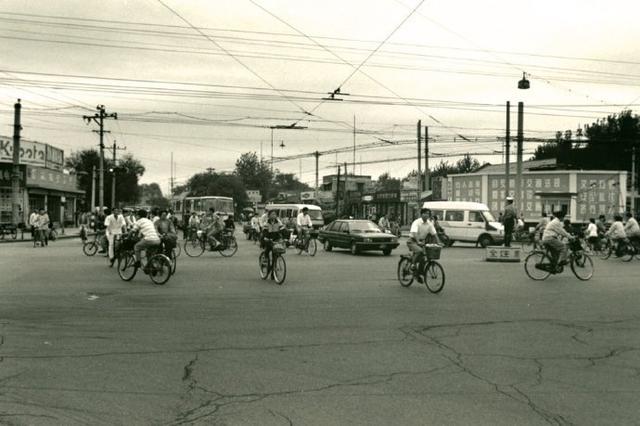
[314, 151, 320, 200]
[632, 145, 637, 212]
[11, 99, 21, 226]
[424, 125, 429, 192]
[91, 165, 96, 212]
[505, 101, 511, 198]
[336, 165, 341, 216]
[344, 161, 348, 216]
[353, 115, 356, 172]
[111, 141, 126, 208]
[417, 120, 422, 201]
[83, 105, 117, 212]
[516, 102, 524, 213]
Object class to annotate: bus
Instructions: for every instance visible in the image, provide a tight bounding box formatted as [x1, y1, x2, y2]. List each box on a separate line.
[171, 196, 234, 225]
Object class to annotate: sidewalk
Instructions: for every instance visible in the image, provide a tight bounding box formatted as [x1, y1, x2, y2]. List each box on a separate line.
[0, 227, 90, 244]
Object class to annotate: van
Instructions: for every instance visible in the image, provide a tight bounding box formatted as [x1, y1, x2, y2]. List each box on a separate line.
[265, 203, 324, 229]
[422, 201, 504, 247]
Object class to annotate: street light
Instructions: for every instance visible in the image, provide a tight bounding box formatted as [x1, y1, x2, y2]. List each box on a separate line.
[518, 72, 530, 90]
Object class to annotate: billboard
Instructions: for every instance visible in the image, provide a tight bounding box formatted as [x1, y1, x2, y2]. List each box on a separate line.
[0, 136, 64, 170]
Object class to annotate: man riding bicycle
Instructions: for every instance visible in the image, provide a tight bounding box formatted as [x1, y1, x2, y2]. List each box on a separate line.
[131, 209, 161, 268]
[624, 212, 640, 247]
[203, 208, 223, 249]
[296, 207, 313, 247]
[155, 210, 178, 257]
[407, 207, 438, 283]
[261, 210, 285, 260]
[541, 211, 573, 270]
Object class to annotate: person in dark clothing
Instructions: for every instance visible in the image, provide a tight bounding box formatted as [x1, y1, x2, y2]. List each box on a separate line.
[502, 197, 517, 247]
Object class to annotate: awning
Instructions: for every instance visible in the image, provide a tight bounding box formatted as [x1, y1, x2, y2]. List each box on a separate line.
[534, 191, 577, 197]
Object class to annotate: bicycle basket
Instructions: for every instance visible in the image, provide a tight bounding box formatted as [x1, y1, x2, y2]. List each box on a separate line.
[425, 244, 441, 260]
[120, 233, 139, 251]
[273, 241, 286, 254]
[568, 238, 583, 252]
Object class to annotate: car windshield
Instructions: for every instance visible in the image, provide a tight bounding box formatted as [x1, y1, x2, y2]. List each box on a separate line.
[307, 210, 322, 220]
[349, 221, 381, 233]
[482, 211, 497, 222]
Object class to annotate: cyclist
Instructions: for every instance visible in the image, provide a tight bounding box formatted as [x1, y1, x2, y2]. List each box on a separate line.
[623, 212, 640, 247]
[605, 214, 626, 255]
[105, 207, 126, 267]
[131, 209, 161, 269]
[261, 210, 285, 270]
[296, 207, 313, 248]
[155, 210, 178, 257]
[585, 218, 599, 252]
[407, 207, 438, 283]
[187, 211, 200, 240]
[542, 211, 573, 270]
[204, 207, 223, 249]
[249, 213, 261, 240]
[533, 212, 550, 247]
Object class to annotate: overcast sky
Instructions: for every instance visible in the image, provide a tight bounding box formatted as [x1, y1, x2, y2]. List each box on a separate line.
[1, 0, 638, 194]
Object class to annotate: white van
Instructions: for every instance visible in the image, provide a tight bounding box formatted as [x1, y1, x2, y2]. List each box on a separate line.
[422, 201, 504, 247]
[265, 203, 324, 229]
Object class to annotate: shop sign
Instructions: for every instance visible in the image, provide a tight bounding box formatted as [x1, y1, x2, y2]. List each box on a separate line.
[0, 136, 64, 170]
[374, 191, 400, 202]
[400, 189, 418, 202]
[26, 166, 78, 192]
[45, 144, 64, 170]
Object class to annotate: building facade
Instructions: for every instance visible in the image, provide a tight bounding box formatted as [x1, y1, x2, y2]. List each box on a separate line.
[0, 136, 83, 225]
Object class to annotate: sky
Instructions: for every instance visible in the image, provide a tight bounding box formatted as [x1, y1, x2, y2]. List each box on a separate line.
[1, 0, 639, 195]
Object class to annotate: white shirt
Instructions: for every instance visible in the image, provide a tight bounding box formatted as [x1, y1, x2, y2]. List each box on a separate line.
[586, 223, 598, 238]
[133, 218, 160, 241]
[29, 212, 38, 226]
[624, 217, 639, 235]
[105, 214, 126, 235]
[542, 218, 571, 241]
[409, 217, 436, 241]
[296, 212, 312, 228]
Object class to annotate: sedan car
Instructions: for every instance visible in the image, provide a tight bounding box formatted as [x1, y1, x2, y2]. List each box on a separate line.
[318, 219, 400, 255]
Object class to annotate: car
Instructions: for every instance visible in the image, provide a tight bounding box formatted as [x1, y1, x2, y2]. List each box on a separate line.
[423, 201, 504, 247]
[318, 219, 400, 255]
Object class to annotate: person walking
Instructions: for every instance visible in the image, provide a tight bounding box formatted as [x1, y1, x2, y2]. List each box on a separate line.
[502, 196, 517, 247]
[28, 209, 38, 241]
[36, 209, 50, 247]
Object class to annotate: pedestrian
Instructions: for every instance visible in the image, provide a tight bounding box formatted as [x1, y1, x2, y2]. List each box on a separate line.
[37, 208, 50, 247]
[105, 207, 126, 267]
[28, 209, 38, 240]
[502, 196, 517, 247]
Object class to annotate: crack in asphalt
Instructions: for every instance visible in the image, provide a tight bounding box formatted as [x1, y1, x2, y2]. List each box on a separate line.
[268, 408, 293, 426]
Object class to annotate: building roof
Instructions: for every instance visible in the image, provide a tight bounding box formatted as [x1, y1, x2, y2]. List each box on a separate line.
[466, 158, 557, 174]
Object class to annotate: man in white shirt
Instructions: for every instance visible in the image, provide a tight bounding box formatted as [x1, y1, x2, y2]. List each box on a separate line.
[408, 208, 438, 283]
[624, 212, 640, 241]
[105, 207, 127, 266]
[296, 207, 313, 246]
[542, 211, 573, 268]
[28, 210, 38, 240]
[585, 218, 599, 251]
[132, 209, 161, 267]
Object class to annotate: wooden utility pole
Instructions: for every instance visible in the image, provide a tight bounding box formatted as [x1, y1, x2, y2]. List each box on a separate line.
[314, 151, 320, 200]
[83, 105, 117, 212]
[516, 102, 524, 212]
[91, 165, 96, 212]
[336, 165, 341, 216]
[417, 120, 422, 201]
[505, 101, 511, 198]
[111, 141, 126, 208]
[424, 125, 429, 192]
[11, 99, 21, 225]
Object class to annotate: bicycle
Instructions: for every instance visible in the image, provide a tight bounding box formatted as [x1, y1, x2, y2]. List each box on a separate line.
[183, 229, 238, 258]
[292, 228, 317, 256]
[116, 233, 172, 285]
[83, 230, 108, 256]
[524, 238, 594, 281]
[599, 237, 637, 262]
[397, 244, 445, 293]
[259, 237, 287, 284]
[158, 235, 178, 275]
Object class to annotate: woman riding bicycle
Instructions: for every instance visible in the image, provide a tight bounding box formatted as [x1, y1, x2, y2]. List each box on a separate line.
[261, 210, 285, 259]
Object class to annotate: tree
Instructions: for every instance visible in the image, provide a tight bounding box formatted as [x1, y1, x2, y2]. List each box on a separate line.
[272, 172, 311, 196]
[140, 183, 169, 209]
[185, 172, 248, 208]
[455, 154, 483, 174]
[234, 152, 273, 201]
[376, 172, 401, 191]
[65, 149, 145, 208]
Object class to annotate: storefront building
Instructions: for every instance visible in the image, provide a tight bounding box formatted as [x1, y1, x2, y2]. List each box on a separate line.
[0, 136, 83, 226]
[442, 160, 627, 223]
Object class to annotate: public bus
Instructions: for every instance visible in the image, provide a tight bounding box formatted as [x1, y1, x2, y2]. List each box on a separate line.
[171, 196, 234, 225]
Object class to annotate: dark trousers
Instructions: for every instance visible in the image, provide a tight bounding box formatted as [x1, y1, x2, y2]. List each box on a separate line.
[504, 222, 514, 247]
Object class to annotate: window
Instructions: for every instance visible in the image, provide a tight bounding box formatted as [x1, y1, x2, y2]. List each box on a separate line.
[468, 211, 485, 223]
[337, 222, 349, 232]
[445, 210, 464, 222]
[431, 210, 443, 220]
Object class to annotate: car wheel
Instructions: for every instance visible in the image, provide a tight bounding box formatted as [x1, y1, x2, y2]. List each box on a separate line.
[350, 241, 359, 255]
[382, 248, 392, 256]
[323, 240, 332, 252]
[478, 235, 493, 248]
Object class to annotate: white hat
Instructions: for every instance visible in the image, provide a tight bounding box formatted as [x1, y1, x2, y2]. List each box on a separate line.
[506, 196, 514, 201]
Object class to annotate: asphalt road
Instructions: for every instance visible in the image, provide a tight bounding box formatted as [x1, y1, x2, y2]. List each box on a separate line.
[1, 235, 640, 425]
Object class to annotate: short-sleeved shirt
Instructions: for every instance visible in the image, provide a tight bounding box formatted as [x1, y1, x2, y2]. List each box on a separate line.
[296, 212, 312, 228]
[542, 218, 571, 241]
[606, 221, 626, 240]
[624, 217, 640, 235]
[409, 218, 436, 241]
[105, 214, 126, 235]
[134, 218, 160, 241]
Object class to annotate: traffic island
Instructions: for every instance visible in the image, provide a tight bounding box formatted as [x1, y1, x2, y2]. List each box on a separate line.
[485, 246, 521, 262]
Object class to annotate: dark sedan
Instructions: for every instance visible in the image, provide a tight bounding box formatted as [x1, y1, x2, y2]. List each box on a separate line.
[318, 220, 400, 255]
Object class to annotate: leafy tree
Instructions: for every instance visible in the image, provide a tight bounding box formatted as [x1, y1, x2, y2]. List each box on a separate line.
[140, 183, 169, 209]
[455, 154, 483, 174]
[234, 152, 273, 201]
[65, 149, 145, 208]
[186, 172, 248, 208]
[376, 172, 401, 191]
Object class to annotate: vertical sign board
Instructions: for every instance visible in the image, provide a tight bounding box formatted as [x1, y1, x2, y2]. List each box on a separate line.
[45, 144, 64, 171]
[451, 175, 483, 203]
[576, 173, 622, 220]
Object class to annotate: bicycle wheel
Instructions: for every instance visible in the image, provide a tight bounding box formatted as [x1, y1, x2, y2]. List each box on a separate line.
[598, 242, 612, 260]
[397, 257, 414, 287]
[220, 237, 238, 257]
[259, 252, 269, 280]
[184, 237, 205, 257]
[117, 252, 137, 281]
[173, 243, 181, 258]
[273, 255, 287, 285]
[424, 261, 445, 293]
[570, 252, 593, 281]
[307, 238, 317, 256]
[524, 251, 552, 281]
[621, 244, 635, 262]
[148, 254, 171, 285]
[169, 249, 177, 275]
[83, 241, 98, 256]
[296, 239, 304, 255]
[520, 239, 534, 254]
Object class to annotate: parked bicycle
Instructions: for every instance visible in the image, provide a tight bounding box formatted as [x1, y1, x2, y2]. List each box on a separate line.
[524, 237, 593, 281]
[183, 229, 238, 258]
[259, 237, 287, 284]
[292, 229, 317, 256]
[397, 243, 445, 293]
[83, 230, 108, 256]
[116, 233, 172, 285]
